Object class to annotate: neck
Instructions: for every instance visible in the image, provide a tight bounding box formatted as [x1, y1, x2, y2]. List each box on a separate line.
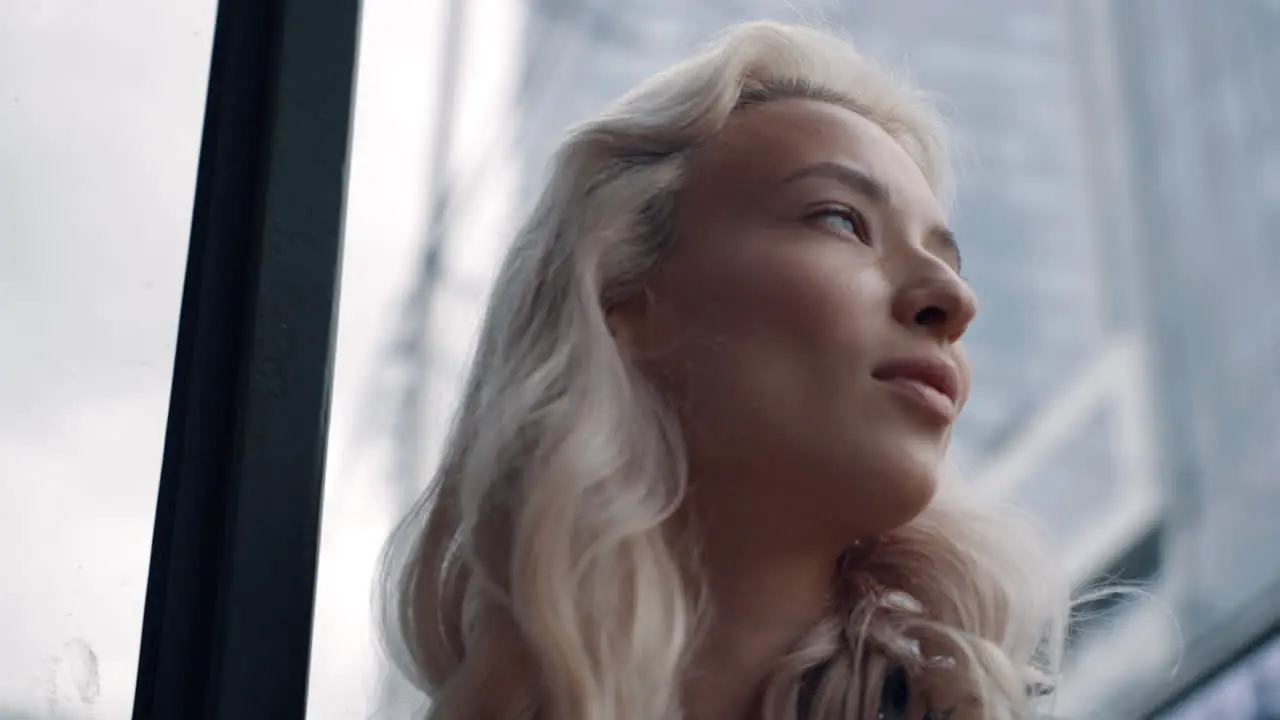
[679, 526, 838, 720]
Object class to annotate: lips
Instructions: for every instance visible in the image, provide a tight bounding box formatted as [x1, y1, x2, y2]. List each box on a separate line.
[871, 357, 962, 420]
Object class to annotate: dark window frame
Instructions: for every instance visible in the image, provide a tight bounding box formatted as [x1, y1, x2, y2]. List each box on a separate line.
[1134, 579, 1280, 719]
[131, 1, 363, 718]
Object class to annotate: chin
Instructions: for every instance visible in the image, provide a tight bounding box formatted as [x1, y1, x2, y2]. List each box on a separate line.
[872, 484, 937, 536]
[846, 451, 943, 536]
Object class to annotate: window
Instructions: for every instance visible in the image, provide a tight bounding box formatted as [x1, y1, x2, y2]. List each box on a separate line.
[128, 3, 361, 719]
[0, 3, 216, 717]
[6, 3, 1279, 719]
[1156, 632, 1280, 720]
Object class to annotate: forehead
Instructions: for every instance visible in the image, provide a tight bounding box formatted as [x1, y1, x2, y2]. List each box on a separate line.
[690, 98, 943, 218]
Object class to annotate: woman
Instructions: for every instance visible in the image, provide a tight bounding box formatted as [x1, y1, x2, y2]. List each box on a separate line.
[380, 20, 1070, 720]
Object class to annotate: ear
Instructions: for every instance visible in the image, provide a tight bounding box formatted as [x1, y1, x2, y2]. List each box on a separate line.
[605, 288, 656, 362]
[606, 303, 643, 361]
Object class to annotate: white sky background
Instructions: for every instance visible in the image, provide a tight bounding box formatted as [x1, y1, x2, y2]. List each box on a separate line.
[0, 0, 523, 717]
[0, 1, 217, 715]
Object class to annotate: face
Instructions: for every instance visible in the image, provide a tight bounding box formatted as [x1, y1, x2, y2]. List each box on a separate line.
[614, 98, 977, 552]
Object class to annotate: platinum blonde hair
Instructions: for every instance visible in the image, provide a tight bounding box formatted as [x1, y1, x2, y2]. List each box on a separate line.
[380, 20, 1070, 720]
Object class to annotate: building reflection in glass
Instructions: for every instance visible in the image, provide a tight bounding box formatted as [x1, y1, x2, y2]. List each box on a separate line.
[1157, 634, 1280, 720]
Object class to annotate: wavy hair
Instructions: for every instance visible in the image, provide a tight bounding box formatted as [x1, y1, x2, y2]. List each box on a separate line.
[379, 20, 1070, 720]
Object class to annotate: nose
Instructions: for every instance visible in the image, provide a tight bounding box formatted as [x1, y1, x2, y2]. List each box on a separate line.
[891, 260, 978, 344]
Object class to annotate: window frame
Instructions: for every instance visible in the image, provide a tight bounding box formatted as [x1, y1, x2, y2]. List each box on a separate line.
[1138, 581, 1280, 718]
[130, 1, 363, 718]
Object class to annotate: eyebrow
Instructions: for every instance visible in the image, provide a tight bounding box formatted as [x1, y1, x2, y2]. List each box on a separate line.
[782, 161, 891, 206]
[782, 160, 963, 272]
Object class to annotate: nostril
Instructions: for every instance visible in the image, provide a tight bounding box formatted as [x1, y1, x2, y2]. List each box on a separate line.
[914, 306, 947, 327]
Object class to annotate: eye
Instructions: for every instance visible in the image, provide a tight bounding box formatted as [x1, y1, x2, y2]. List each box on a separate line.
[810, 206, 870, 244]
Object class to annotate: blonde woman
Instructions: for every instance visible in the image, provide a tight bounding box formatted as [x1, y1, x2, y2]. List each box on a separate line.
[380, 20, 1070, 720]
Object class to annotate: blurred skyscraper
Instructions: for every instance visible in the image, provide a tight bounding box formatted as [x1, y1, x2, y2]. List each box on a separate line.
[389, 0, 1280, 715]
[1109, 0, 1280, 624]
[513, 0, 1156, 592]
[1064, 1, 1280, 716]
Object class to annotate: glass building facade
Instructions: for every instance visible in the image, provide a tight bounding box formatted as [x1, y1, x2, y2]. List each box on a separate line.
[1113, 0, 1280, 622]
[512, 0, 1151, 596]
[386, 0, 1280, 716]
[1063, 1, 1280, 716]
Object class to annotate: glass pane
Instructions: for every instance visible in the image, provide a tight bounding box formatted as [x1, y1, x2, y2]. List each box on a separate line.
[0, 2, 216, 718]
[1012, 403, 1121, 549]
[310, 1, 1280, 718]
[310, 2, 1114, 716]
[306, 0, 479, 716]
[516, 0, 1112, 469]
[1060, 1, 1280, 712]
[1156, 634, 1280, 720]
[1134, 0, 1280, 630]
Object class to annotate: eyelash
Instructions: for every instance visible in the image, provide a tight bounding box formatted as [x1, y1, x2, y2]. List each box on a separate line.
[807, 206, 969, 280]
[809, 205, 871, 244]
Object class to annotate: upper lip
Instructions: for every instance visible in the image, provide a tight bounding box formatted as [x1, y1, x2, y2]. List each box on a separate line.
[871, 356, 962, 406]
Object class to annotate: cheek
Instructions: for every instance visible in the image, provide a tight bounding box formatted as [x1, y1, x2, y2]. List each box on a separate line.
[679, 239, 880, 351]
[654, 242, 887, 436]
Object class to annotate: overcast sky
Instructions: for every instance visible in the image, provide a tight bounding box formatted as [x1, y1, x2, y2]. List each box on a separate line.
[0, 0, 520, 717]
